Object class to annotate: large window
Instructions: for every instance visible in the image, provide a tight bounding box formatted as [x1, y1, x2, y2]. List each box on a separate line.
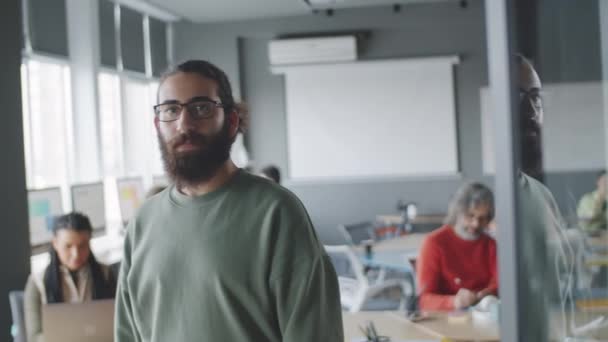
[99, 72, 124, 177]
[98, 73, 163, 231]
[98, 71, 123, 230]
[21, 58, 73, 210]
[122, 77, 157, 178]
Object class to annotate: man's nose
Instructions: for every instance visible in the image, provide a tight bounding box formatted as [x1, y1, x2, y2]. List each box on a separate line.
[522, 99, 542, 125]
[176, 107, 196, 133]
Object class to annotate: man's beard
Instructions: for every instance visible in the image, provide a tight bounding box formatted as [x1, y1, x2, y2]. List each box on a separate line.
[453, 224, 482, 241]
[158, 122, 233, 187]
[521, 120, 544, 181]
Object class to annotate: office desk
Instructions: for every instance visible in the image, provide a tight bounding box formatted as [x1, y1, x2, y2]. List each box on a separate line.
[376, 214, 445, 226]
[395, 308, 608, 341]
[588, 232, 608, 253]
[367, 233, 429, 253]
[362, 251, 417, 271]
[344, 306, 608, 341]
[342, 311, 439, 341]
[393, 312, 499, 342]
[355, 234, 426, 274]
[343, 310, 499, 342]
[549, 307, 608, 340]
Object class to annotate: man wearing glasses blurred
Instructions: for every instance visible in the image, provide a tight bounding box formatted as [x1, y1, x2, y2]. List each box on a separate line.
[516, 54, 571, 341]
[114, 60, 343, 342]
[516, 54, 564, 235]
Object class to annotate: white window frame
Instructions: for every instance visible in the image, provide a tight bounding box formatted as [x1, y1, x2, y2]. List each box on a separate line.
[21, 54, 76, 212]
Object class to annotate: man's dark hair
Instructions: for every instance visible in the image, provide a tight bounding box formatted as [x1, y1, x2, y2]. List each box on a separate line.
[160, 60, 238, 130]
[261, 165, 281, 184]
[515, 53, 534, 68]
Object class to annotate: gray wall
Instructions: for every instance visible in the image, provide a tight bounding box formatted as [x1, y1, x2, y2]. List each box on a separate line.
[172, 0, 603, 243]
[173, 1, 488, 243]
[0, 0, 31, 340]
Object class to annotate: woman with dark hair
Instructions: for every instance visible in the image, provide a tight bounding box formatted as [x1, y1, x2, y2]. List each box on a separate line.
[24, 212, 116, 342]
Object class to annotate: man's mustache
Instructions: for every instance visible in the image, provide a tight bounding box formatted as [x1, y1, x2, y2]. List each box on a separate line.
[170, 132, 207, 149]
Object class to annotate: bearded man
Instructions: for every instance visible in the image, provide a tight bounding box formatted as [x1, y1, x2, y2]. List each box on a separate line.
[114, 60, 343, 342]
[417, 182, 497, 311]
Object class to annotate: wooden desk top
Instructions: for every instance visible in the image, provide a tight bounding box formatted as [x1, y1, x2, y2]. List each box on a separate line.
[342, 311, 438, 341]
[344, 309, 608, 341]
[376, 214, 445, 226]
[392, 312, 499, 342]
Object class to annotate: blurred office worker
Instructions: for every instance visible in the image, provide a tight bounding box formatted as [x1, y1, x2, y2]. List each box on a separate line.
[417, 182, 497, 311]
[577, 170, 607, 233]
[115, 60, 343, 342]
[24, 212, 116, 342]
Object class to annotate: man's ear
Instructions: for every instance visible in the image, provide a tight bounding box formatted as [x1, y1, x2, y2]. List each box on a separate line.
[228, 109, 240, 138]
[154, 116, 160, 131]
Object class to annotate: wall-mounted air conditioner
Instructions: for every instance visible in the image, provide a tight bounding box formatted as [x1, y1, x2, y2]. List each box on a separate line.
[268, 35, 357, 66]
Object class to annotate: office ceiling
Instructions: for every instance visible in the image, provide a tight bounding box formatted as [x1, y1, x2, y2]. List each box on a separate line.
[146, 0, 310, 23]
[146, 0, 458, 23]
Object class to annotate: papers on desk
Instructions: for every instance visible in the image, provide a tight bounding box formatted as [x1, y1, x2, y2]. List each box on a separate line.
[352, 339, 440, 342]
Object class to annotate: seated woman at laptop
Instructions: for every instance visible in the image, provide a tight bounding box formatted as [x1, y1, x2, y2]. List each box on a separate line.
[417, 182, 498, 311]
[24, 212, 116, 342]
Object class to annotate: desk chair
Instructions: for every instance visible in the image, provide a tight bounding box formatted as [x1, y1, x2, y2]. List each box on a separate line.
[338, 222, 375, 246]
[9, 291, 26, 342]
[325, 245, 407, 312]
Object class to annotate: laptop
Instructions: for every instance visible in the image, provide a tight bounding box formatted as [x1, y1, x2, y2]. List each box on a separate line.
[42, 299, 114, 342]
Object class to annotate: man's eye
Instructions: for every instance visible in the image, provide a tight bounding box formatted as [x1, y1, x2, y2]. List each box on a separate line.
[165, 106, 180, 114]
[193, 103, 212, 113]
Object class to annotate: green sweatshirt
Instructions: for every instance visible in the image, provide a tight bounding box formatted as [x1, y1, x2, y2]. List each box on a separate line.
[115, 170, 343, 342]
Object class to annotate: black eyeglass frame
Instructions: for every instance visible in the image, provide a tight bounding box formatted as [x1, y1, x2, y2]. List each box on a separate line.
[153, 97, 226, 122]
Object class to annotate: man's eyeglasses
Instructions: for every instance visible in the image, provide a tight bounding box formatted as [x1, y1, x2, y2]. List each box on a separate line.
[519, 88, 543, 110]
[153, 99, 225, 122]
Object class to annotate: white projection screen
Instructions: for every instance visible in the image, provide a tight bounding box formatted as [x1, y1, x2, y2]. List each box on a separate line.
[273, 56, 460, 181]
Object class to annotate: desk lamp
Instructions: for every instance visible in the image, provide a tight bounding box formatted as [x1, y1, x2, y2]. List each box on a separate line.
[397, 200, 417, 234]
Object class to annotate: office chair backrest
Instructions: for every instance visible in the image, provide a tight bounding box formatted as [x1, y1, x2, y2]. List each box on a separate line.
[338, 221, 375, 246]
[9, 291, 26, 342]
[324, 245, 366, 282]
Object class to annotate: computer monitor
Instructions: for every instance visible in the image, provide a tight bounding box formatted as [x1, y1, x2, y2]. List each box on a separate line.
[27, 187, 64, 246]
[116, 177, 144, 223]
[71, 182, 106, 233]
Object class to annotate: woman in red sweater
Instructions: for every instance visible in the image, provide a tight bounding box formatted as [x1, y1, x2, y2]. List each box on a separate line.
[417, 182, 497, 311]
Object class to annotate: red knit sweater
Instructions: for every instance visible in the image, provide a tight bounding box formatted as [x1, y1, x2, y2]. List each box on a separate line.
[417, 225, 498, 311]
